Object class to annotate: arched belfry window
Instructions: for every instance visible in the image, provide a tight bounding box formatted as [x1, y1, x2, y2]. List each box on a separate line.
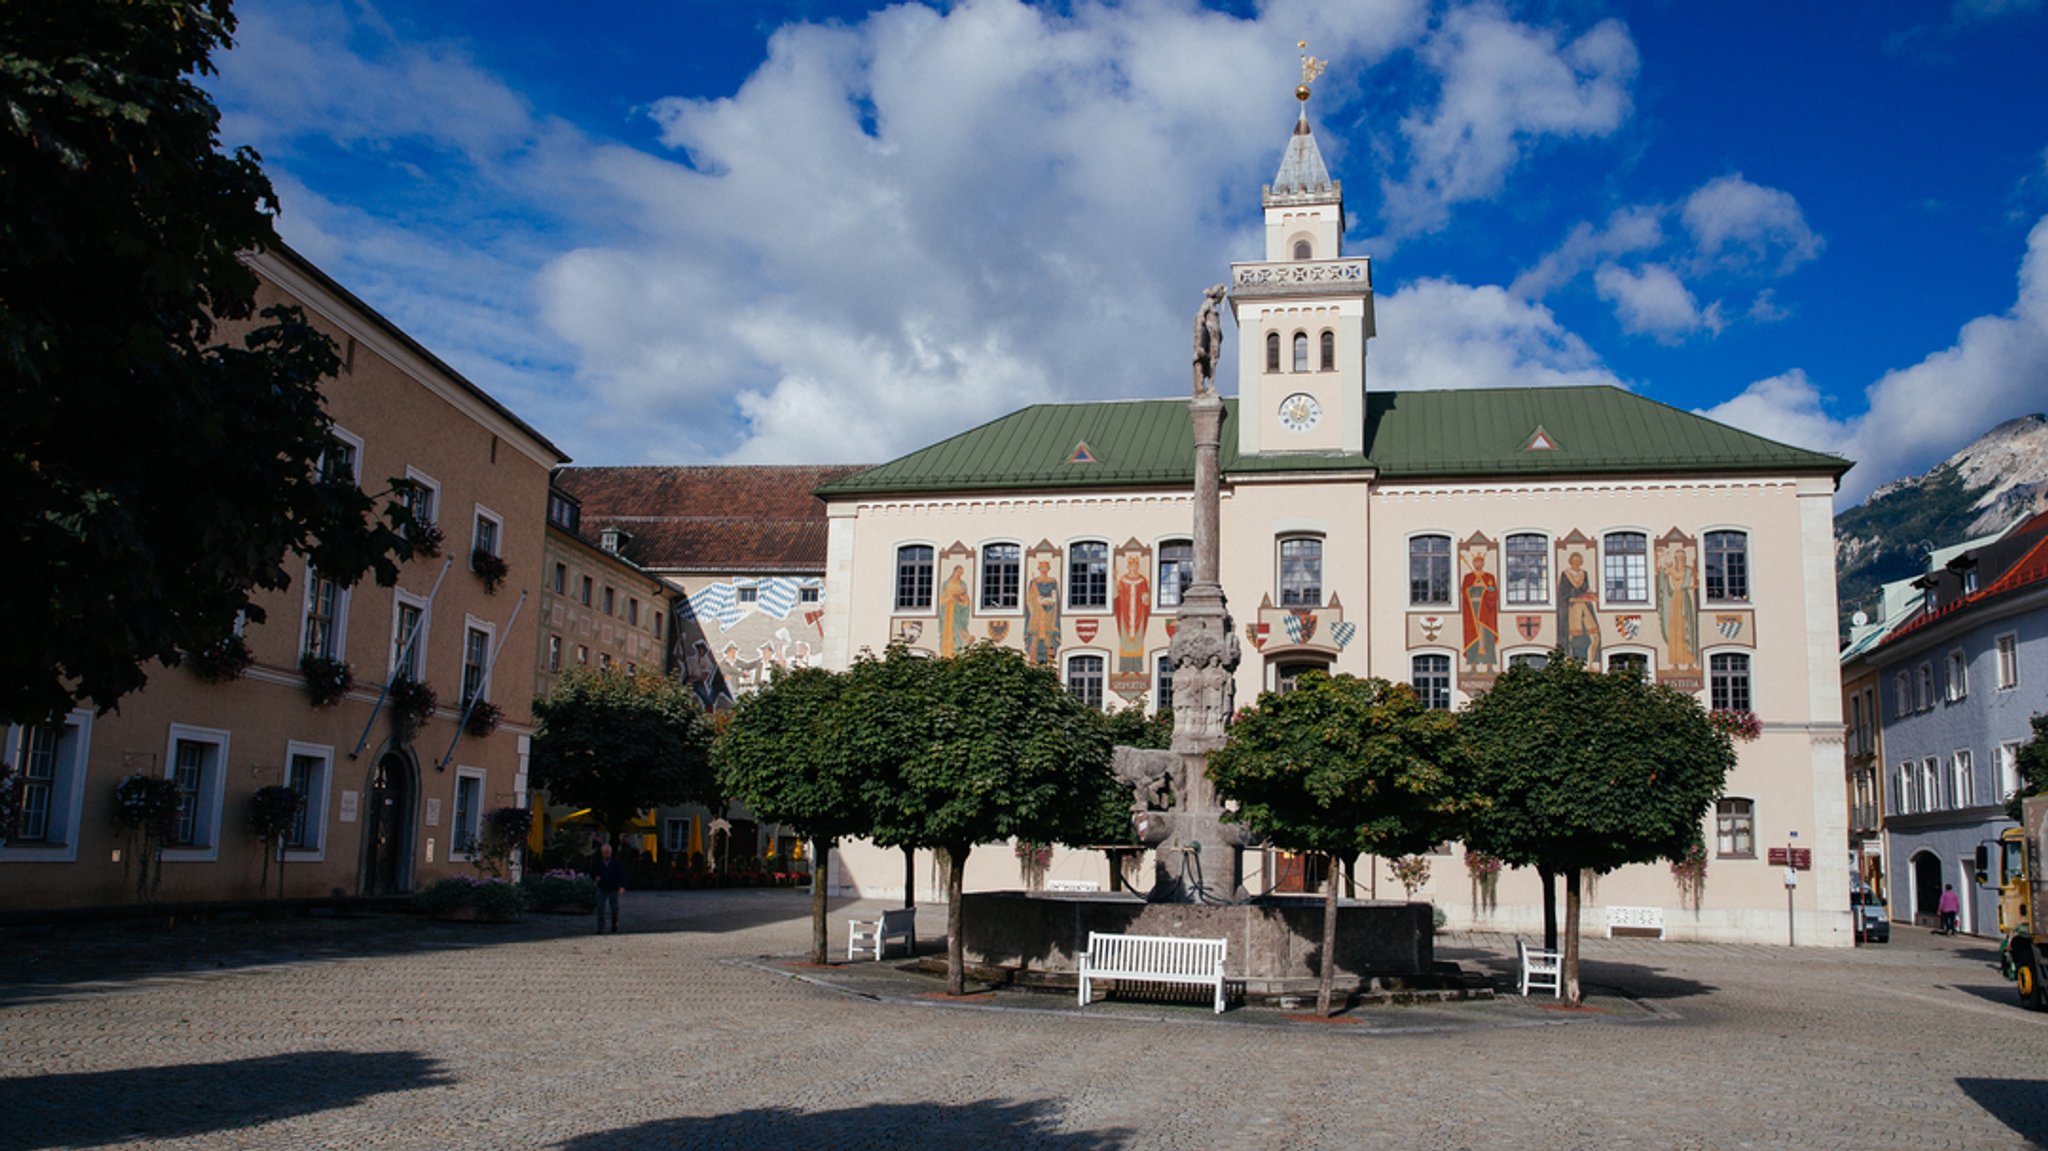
[1265, 332, 1280, 373]
[1292, 239, 1312, 260]
[1292, 332, 1308, 372]
[1319, 330, 1334, 371]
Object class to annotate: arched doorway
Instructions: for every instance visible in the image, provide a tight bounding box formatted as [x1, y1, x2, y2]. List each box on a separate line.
[363, 750, 417, 895]
[1911, 850, 1943, 927]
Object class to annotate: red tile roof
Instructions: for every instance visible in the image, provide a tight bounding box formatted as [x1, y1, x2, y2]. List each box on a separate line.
[1876, 508, 2048, 649]
[554, 465, 868, 573]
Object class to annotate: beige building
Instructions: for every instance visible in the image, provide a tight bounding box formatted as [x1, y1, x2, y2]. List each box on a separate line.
[536, 479, 672, 699]
[0, 245, 564, 909]
[813, 102, 1857, 944]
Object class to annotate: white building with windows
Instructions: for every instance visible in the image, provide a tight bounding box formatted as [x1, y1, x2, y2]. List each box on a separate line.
[811, 98, 1856, 943]
[0, 245, 562, 909]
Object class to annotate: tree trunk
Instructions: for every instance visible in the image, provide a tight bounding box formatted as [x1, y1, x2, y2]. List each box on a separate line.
[810, 836, 831, 965]
[1317, 849, 1341, 1016]
[259, 839, 273, 898]
[1539, 865, 1559, 951]
[276, 844, 288, 901]
[1562, 868, 1583, 1006]
[903, 844, 916, 909]
[945, 845, 969, 996]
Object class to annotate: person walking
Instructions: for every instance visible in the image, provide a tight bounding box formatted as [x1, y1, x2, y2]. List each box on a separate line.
[1937, 883, 1961, 936]
[593, 841, 627, 934]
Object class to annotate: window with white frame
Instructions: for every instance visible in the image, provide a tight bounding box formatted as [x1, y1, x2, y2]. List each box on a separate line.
[1607, 650, 1651, 679]
[981, 543, 1021, 610]
[1292, 331, 1308, 372]
[1999, 741, 2023, 800]
[1069, 541, 1109, 610]
[283, 743, 331, 854]
[302, 566, 345, 660]
[461, 624, 491, 705]
[391, 593, 427, 682]
[547, 635, 562, 673]
[1916, 663, 1934, 712]
[1944, 649, 1967, 703]
[2, 716, 89, 854]
[1703, 531, 1749, 602]
[1920, 758, 1942, 811]
[1996, 634, 2018, 689]
[1603, 532, 1649, 603]
[1278, 537, 1323, 607]
[163, 725, 229, 856]
[1709, 652, 1752, 712]
[1504, 533, 1548, 604]
[1155, 654, 1174, 714]
[1507, 651, 1550, 670]
[321, 427, 363, 486]
[1894, 672, 1911, 718]
[664, 818, 689, 853]
[1409, 535, 1452, 605]
[798, 587, 819, 605]
[1065, 653, 1105, 710]
[575, 644, 588, 665]
[452, 769, 484, 857]
[472, 507, 502, 562]
[895, 545, 935, 611]
[1156, 540, 1193, 609]
[1896, 762, 1915, 815]
[1951, 750, 1976, 809]
[1715, 798, 1755, 858]
[1275, 660, 1330, 695]
[1410, 654, 1451, 710]
[402, 467, 439, 543]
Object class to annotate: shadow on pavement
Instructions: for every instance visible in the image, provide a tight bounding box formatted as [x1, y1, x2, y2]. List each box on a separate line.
[550, 1099, 1132, 1151]
[1575, 959, 1715, 1001]
[1949, 982, 2024, 1009]
[1955, 1077, 2048, 1147]
[0, 1050, 449, 1151]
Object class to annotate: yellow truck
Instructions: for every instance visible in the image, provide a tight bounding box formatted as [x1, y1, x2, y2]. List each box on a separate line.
[1981, 794, 2048, 1009]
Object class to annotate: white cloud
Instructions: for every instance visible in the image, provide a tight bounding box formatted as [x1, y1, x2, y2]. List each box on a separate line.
[1380, 6, 1638, 238]
[1371, 278, 1626, 391]
[1593, 262, 1722, 342]
[1698, 214, 2048, 505]
[1680, 174, 1823, 274]
[1510, 206, 1665, 298]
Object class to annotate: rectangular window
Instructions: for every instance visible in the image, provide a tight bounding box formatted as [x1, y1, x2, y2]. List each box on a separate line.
[303, 570, 342, 660]
[1922, 758, 1942, 810]
[895, 545, 935, 611]
[392, 599, 425, 682]
[1, 718, 88, 856]
[628, 598, 640, 626]
[1952, 750, 1976, 809]
[1279, 538, 1323, 608]
[1157, 540, 1194, 609]
[547, 634, 563, 673]
[581, 576, 593, 606]
[1945, 649, 1968, 703]
[453, 771, 483, 856]
[602, 586, 616, 615]
[1704, 531, 1749, 602]
[1409, 536, 1451, 605]
[1068, 541, 1109, 610]
[14, 727, 58, 842]
[1709, 653, 1752, 713]
[1715, 799, 1754, 858]
[473, 510, 501, 559]
[1504, 534, 1547, 605]
[552, 562, 567, 594]
[1410, 654, 1451, 710]
[321, 429, 362, 485]
[599, 653, 612, 670]
[1894, 673, 1911, 718]
[284, 748, 329, 852]
[576, 645, 589, 666]
[402, 469, 439, 543]
[1155, 654, 1174, 714]
[799, 587, 820, 604]
[1916, 664, 1934, 711]
[1608, 651, 1650, 679]
[736, 586, 758, 605]
[1996, 634, 2018, 690]
[1896, 763, 1913, 815]
[1849, 694, 1864, 757]
[462, 626, 490, 705]
[1603, 532, 1648, 603]
[165, 732, 228, 851]
[654, 611, 664, 639]
[1065, 654, 1104, 710]
[981, 543, 1021, 610]
[2000, 741, 2023, 800]
[664, 818, 689, 854]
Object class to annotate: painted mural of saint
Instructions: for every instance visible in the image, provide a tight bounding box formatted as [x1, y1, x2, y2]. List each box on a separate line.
[1461, 551, 1499, 670]
[1024, 559, 1061, 666]
[1657, 544, 1699, 670]
[1113, 553, 1151, 673]
[1556, 551, 1601, 666]
[937, 564, 972, 657]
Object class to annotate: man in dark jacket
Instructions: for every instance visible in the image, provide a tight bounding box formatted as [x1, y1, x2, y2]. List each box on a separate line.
[593, 841, 627, 933]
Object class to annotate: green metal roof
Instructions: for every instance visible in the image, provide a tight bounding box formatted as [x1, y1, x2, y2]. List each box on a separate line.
[816, 386, 1851, 498]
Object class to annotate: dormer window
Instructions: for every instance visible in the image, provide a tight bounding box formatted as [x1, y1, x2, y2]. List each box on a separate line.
[1292, 239, 1311, 260]
[1293, 332, 1308, 372]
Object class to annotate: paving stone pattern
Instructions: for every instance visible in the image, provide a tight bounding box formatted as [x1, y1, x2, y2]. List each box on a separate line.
[2, 892, 2046, 1150]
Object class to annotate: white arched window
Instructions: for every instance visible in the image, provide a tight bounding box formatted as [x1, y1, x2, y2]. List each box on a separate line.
[1292, 332, 1309, 372]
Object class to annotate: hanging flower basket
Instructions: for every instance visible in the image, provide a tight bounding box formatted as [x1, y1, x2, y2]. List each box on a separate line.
[464, 699, 503, 737]
[1708, 709, 1761, 742]
[388, 677, 438, 741]
[189, 634, 253, 683]
[300, 654, 354, 707]
[472, 548, 509, 594]
[409, 520, 445, 559]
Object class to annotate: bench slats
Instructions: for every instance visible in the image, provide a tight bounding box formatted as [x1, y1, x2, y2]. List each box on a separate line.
[1077, 931, 1228, 1013]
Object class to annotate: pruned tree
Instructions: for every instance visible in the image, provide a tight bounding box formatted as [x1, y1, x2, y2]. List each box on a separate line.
[531, 668, 714, 842]
[714, 665, 864, 964]
[1460, 656, 1734, 1004]
[0, 0, 423, 726]
[246, 784, 305, 898]
[1208, 672, 1466, 1016]
[853, 644, 1117, 996]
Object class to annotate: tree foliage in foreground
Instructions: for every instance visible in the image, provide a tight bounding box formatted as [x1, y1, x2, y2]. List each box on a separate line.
[1209, 672, 1466, 1015]
[531, 669, 714, 840]
[2003, 712, 2048, 823]
[1460, 656, 1734, 1004]
[1, 0, 419, 725]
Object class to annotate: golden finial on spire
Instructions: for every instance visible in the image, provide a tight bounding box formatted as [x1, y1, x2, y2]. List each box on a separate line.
[1297, 40, 1326, 102]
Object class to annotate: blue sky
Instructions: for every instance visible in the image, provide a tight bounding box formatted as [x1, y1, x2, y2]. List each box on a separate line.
[207, 0, 2048, 505]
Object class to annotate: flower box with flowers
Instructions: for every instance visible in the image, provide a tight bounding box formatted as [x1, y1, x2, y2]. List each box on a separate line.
[1708, 709, 1761, 742]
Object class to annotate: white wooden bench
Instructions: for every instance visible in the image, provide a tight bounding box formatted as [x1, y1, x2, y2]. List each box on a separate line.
[848, 907, 915, 960]
[1518, 939, 1561, 997]
[1605, 905, 1667, 939]
[1076, 931, 1228, 1013]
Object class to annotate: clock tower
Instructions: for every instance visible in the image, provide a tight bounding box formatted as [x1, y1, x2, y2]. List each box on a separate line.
[1229, 72, 1375, 459]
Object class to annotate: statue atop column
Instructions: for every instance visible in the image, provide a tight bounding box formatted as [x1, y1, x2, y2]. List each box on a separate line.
[1191, 283, 1226, 398]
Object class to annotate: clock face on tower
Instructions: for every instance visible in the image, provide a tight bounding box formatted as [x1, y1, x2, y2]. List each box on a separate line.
[1278, 392, 1322, 433]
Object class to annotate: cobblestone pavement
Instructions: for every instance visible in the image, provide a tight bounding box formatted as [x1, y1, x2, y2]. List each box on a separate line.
[3, 892, 2046, 1150]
